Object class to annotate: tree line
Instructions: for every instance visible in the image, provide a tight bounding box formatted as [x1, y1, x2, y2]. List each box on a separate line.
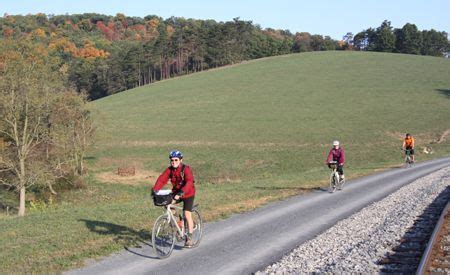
[1, 14, 448, 101]
[1, 15, 449, 101]
[0, 13, 343, 100]
[353, 20, 448, 55]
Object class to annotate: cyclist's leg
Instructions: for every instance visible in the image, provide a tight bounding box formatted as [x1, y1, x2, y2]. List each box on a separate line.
[410, 148, 415, 162]
[183, 196, 195, 234]
[182, 196, 195, 247]
[337, 165, 344, 180]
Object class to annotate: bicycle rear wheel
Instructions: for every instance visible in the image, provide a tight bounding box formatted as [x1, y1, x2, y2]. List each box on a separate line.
[152, 214, 175, 258]
[329, 172, 338, 193]
[188, 209, 203, 248]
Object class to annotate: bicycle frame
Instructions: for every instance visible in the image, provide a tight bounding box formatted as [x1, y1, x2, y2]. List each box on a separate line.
[402, 148, 413, 167]
[163, 204, 185, 238]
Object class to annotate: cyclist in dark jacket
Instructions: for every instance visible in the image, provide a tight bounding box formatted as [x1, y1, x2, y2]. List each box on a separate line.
[326, 140, 345, 181]
[153, 150, 196, 247]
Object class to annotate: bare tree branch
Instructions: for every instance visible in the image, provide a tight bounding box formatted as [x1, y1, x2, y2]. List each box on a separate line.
[0, 178, 14, 188]
[0, 129, 16, 141]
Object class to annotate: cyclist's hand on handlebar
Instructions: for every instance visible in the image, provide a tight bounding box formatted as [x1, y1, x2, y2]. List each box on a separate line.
[173, 190, 184, 200]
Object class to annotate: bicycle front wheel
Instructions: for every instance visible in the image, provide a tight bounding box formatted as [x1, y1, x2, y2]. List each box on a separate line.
[329, 172, 338, 193]
[405, 156, 411, 168]
[152, 214, 175, 258]
[189, 209, 203, 248]
[338, 176, 345, 190]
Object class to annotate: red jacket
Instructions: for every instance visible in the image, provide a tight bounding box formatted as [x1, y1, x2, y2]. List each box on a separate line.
[326, 147, 345, 165]
[153, 163, 195, 198]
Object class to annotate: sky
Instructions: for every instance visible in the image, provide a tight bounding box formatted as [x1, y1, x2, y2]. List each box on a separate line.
[1, 0, 449, 40]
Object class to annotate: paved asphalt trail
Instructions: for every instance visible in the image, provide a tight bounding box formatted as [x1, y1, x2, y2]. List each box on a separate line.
[67, 158, 450, 275]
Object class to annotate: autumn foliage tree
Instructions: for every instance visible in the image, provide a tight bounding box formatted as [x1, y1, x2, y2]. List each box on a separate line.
[0, 39, 93, 216]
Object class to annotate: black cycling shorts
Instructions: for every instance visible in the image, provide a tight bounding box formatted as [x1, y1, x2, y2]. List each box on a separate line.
[337, 165, 344, 175]
[405, 146, 415, 155]
[180, 196, 195, 212]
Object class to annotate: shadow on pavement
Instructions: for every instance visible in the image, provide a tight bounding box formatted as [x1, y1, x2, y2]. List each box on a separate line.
[124, 247, 159, 259]
[79, 219, 152, 250]
[254, 186, 328, 192]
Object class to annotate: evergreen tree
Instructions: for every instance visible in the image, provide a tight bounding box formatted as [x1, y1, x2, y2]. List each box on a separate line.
[395, 23, 422, 54]
[375, 20, 396, 52]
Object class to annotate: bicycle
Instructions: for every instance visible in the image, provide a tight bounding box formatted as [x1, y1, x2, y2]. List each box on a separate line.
[402, 148, 414, 168]
[151, 191, 203, 258]
[328, 161, 345, 193]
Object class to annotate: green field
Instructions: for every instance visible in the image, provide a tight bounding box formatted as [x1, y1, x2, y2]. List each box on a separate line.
[92, 51, 450, 182]
[1, 51, 450, 272]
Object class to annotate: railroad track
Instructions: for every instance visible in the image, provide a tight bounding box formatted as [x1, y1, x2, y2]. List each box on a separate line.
[377, 186, 450, 274]
[417, 201, 450, 274]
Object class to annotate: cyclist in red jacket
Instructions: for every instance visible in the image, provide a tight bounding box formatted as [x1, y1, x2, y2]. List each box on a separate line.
[153, 150, 196, 247]
[326, 140, 346, 181]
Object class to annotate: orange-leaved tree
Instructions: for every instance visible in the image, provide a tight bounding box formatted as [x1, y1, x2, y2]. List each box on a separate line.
[0, 39, 94, 216]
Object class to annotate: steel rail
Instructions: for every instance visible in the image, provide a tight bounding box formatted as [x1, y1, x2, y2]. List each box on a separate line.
[416, 202, 450, 274]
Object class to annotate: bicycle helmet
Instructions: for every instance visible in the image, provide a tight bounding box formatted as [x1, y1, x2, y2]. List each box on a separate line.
[169, 150, 183, 159]
[332, 140, 340, 146]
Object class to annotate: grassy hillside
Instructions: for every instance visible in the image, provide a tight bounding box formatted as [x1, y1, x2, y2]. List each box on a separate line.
[92, 51, 450, 182]
[1, 51, 450, 272]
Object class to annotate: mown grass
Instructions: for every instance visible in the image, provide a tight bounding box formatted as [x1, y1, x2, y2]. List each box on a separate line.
[1, 51, 450, 272]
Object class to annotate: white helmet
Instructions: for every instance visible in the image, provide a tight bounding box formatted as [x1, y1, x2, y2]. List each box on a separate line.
[332, 140, 340, 146]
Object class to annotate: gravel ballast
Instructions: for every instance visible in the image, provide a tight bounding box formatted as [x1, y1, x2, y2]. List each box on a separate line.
[261, 166, 450, 274]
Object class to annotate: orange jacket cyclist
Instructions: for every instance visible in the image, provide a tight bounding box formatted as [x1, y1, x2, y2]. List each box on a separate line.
[402, 133, 415, 162]
[153, 150, 196, 247]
